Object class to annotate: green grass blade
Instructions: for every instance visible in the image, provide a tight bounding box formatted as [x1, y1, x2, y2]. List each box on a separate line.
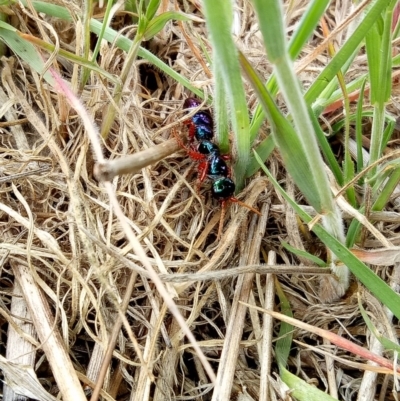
[214, 65, 230, 153]
[100, 0, 160, 137]
[239, 51, 322, 209]
[378, 3, 395, 104]
[346, 217, 362, 248]
[18, 31, 117, 84]
[281, 240, 327, 267]
[373, 166, 400, 211]
[245, 136, 275, 178]
[81, 0, 114, 87]
[251, 0, 337, 214]
[309, 108, 343, 186]
[145, 0, 161, 20]
[365, 23, 382, 105]
[305, 0, 392, 105]
[250, 0, 331, 140]
[81, 0, 93, 87]
[368, 2, 396, 176]
[143, 11, 192, 40]
[275, 280, 293, 370]
[94, 20, 204, 97]
[358, 296, 400, 353]
[255, 151, 400, 320]
[0, 22, 55, 85]
[18, 0, 204, 98]
[314, 74, 367, 113]
[202, 0, 250, 189]
[287, 0, 331, 60]
[281, 367, 339, 401]
[251, 0, 284, 62]
[369, 102, 386, 176]
[355, 79, 367, 175]
[332, 111, 395, 133]
[22, 0, 72, 20]
[382, 119, 395, 150]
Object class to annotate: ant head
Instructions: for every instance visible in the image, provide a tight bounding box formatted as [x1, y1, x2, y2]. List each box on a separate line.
[211, 177, 235, 200]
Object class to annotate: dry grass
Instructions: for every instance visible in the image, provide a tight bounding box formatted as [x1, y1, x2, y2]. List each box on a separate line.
[1, 1, 400, 400]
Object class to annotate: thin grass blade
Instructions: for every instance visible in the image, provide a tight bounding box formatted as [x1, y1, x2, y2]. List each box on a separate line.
[202, 0, 250, 189]
[305, 0, 393, 105]
[358, 295, 400, 353]
[275, 279, 293, 370]
[0, 22, 55, 85]
[280, 367, 339, 401]
[280, 240, 327, 267]
[254, 150, 400, 320]
[240, 51, 326, 212]
[250, 0, 331, 141]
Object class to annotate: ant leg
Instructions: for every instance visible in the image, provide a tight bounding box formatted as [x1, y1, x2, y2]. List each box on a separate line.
[172, 127, 205, 161]
[217, 200, 229, 239]
[196, 160, 209, 192]
[183, 120, 196, 141]
[229, 197, 262, 216]
[198, 161, 209, 183]
[172, 127, 189, 151]
[217, 198, 261, 239]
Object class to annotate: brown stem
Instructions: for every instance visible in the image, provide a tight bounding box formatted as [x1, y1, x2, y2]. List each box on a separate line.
[94, 136, 186, 182]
